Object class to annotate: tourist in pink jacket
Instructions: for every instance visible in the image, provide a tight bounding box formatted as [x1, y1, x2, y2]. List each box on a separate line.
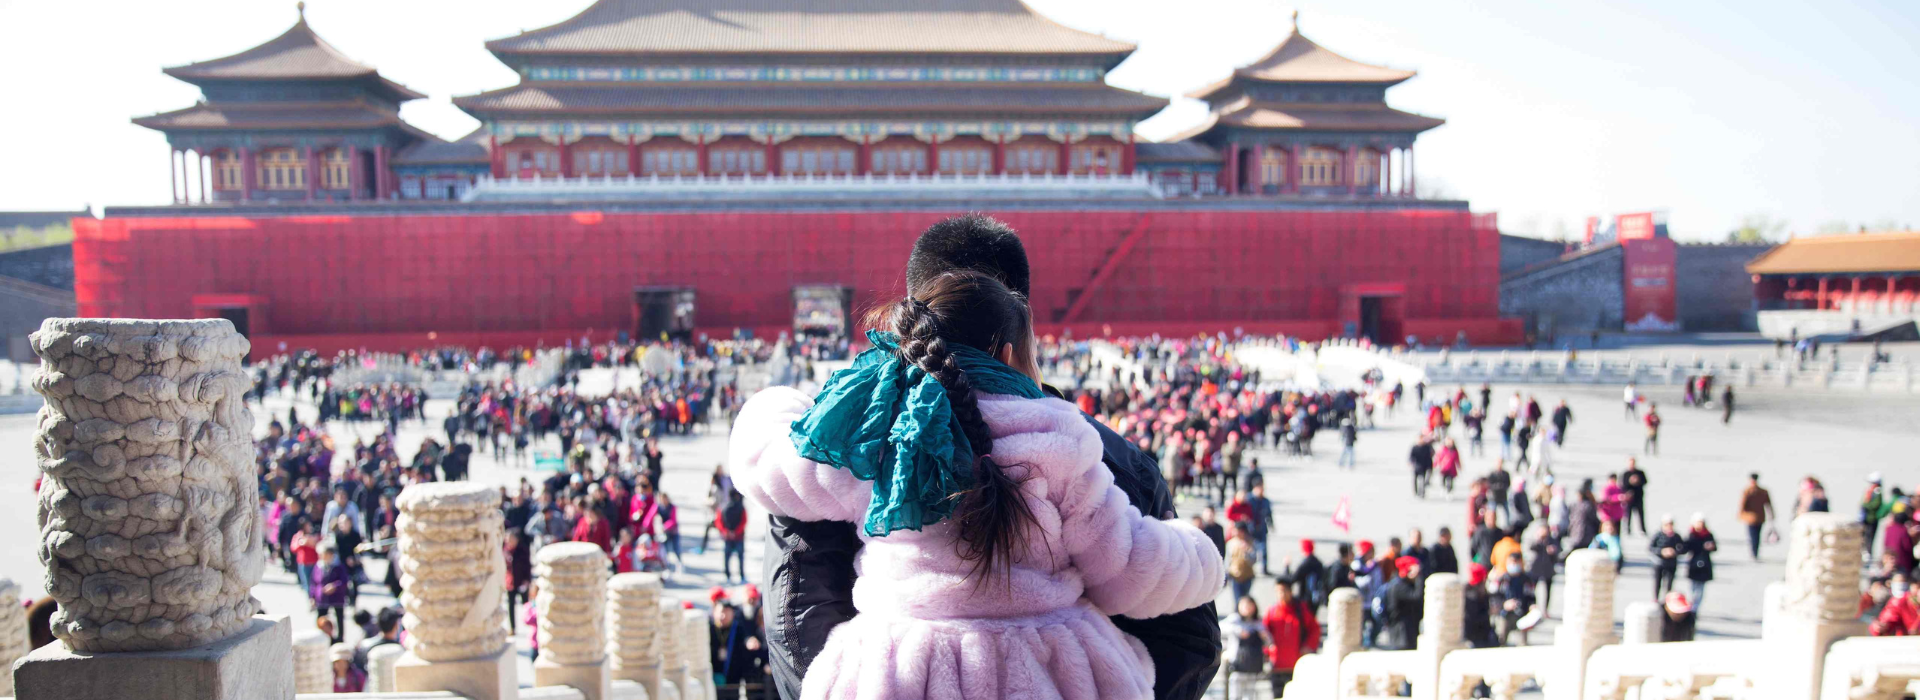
[731, 271, 1223, 700]
[1599, 473, 1627, 525]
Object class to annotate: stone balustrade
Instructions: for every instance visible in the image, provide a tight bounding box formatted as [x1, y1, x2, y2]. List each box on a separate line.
[1286, 514, 1905, 700]
[533, 542, 612, 700]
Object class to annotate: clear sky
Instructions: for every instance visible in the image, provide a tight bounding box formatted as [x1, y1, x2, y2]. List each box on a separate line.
[1, 0, 1915, 241]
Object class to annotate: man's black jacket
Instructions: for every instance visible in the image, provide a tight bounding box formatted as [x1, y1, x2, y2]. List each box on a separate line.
[760, 405, 1222, 700]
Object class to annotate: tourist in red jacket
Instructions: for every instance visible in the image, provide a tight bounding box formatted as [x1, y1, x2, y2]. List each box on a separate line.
[571, 506, 613, 555]
[1872, 577, 1919, 637]
[1263, 580, 1321, 697]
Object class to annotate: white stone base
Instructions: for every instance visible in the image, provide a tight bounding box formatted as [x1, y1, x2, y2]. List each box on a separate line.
[393, 646, 517, 700]
[614, 660, 661, 700]
[536, 658, 612, 700]
[11, 615, 294, 700]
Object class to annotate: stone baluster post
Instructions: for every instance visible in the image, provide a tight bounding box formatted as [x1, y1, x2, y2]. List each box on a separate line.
[1412, 573, 1465, 700]
[683, 608, 716, 700]
[656, 597, 685, 700]
[0, 578, 26, 695]
[535, 542, 613, 700]
[1767, 514, 1865, 700]
[292, 629, 331, 693]
[16, 318, 293, 699]
[365, 642, 406, 692]
[392, 482, 515, 700]
[1550, 549, 1615, 700]
[608, 572, 664, 699]
[1622, 601, 1662, 645]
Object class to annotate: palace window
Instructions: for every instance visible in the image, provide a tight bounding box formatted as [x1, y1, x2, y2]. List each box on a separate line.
[256, 148, 306, 190]
[870, 144, 927, 174]
[782, 144, 856, 175]
[642, 147, 698, 175]
[1005, 144, 1057, 174]
[322, 149, 352, 190]
[1069, 143, 1122, 175]
[1299, 147, 1342, 186]
[1259, 148, 1286, 190]
[1355, 150, 1380, 189]
[709, 147, 766, 175]
[937, 144, 992, 175]
[578, 148, 630, 176]
[214, 151, 243, 190]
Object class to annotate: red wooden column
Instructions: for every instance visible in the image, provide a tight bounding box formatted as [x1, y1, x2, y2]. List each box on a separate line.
[1246, 144, 1264, 195]
[1344, 146, 1358, 195]
[305, 146, 320, 200]
[992, 135, 1007, 175]
[1406, 147, 1416, 197]
[764, 138, 779, 175]
[1816, 276, 1829, 310]
[168, 149, 181, 204]
[558, 143, 575, 177]
[1850, 276, 1863, 309]
[625, 136, 640, 176]
[1285, 145, 1299, 194]
[927, 138, 941, 175]
[1121, 133, 1136, 175]
[857, 136, 871, 176]
[240, 147, 257, 202]
[488, 136, 505, 178]
[1221, 142, 1239, 195]
[343, 145, 358, 200]
[374, 145, 390, 199]
[198, 151, 208, 204]
[696, 135, 710, 176]
[1056, 139, 1071, 175]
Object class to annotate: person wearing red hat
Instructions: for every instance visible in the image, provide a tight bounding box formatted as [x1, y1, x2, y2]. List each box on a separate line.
[1660, 592, 1697, 642]
[1283, 539, 1326, 611]
[1380, 556, 1424, 650]
[1463, 564, 1497, 648]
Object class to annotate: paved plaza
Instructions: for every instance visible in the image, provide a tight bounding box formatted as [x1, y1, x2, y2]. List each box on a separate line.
[0, 346, 1914, 676]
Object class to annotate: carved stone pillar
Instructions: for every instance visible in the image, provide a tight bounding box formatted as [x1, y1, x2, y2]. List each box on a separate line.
[0, 578, 26, 695]
[392, 482, 515, 700]
[607, 572, 664, 699]
[1767, 513, 1866, 700]
[14, 318, 291, 698]
[655, 596, 686, 700]
[682, 608, 716, 700]
[534, 542, 612, 700]
[365, 642, 406, 692]
[1550, 549, 1616, 700]
[1412, 573, 1465, 700]
[1621, 601, 1662, 645]
[292, 629, 331, 693]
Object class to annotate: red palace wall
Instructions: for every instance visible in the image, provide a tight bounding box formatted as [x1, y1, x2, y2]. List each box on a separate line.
[73, 209, 1518, 354]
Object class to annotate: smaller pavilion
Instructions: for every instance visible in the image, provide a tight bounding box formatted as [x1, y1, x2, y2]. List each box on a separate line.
[1158, 13, 1444, 197]
[1746, 231, 1920, 323]
[132, 4, 471, 203]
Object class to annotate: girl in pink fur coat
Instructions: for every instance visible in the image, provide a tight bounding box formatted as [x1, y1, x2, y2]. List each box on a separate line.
[731, 272, 1223, 700]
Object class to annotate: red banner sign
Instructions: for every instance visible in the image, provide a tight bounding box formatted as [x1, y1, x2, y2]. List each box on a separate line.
[1621, 235, 1678, 331]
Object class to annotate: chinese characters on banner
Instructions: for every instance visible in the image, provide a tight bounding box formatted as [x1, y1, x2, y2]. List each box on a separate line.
[1622, 235, 1679, 331]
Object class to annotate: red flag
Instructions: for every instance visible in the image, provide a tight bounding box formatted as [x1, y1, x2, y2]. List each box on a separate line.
[1332, 496, 1352, 532]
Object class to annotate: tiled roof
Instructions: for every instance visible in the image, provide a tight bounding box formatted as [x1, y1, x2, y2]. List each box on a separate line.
[0, 211, 89, 229]
[1189, 28, 1415, 100]
[394, 128, 492, 165]
[1210, 99, 1444, 132]
[454, 83, 1167, 116]
[132, 102, 405, 130]
[485, 0, 1136, 55]
[162, 18, 424, 100]
[1745, 232, 1920, 275]
[1135, 141, 1220, 162]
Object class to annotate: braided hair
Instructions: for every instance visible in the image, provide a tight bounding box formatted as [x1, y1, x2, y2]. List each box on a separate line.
[884, 271, 1037, 582]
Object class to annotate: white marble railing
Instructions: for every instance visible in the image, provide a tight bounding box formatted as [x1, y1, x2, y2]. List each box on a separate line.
[464, 170, 1161, 201]
[1323, 342, 1917, 393]
[1286, 514, 1900, 700]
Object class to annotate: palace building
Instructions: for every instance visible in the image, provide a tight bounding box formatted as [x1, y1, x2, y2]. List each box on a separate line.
[87, 0, 1514, 352]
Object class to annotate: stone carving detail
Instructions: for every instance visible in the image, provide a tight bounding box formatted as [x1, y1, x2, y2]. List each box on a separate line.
[1327, 587, 1363, 657]
[1561, 549, 1616, 647]
[29, 318, 261, 652]
[0, 578, 27, 694]
[1782, 513, 1862, 623]
[1420, 573, 1465, 650]
[292, 629, 332, 694]
[657, 596, 685, 698]
[396, 482, 509, 661]
[607, 572, 663, 673]
[534, 542, 611, 665]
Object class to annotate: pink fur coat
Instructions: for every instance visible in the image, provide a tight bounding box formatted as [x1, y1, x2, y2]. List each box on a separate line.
[731, 387, 1224, 700]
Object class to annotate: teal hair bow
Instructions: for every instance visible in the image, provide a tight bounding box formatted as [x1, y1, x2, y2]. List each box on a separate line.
[789, 329, 1044, 537]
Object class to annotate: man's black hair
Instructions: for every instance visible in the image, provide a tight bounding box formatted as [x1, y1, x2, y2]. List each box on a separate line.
[377, 607, 402, 634]
[906, 213, 1031, 297]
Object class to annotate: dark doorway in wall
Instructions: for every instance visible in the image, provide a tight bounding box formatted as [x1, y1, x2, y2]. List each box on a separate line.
[633, 287, 696, 342]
